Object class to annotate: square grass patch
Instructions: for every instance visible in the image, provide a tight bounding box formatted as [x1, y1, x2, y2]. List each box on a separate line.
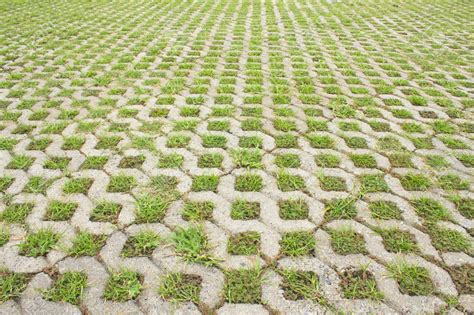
[388, 263, 435, 296]
[0, 203, 33, 224]
[399, 173, 431, 191]
[377, 229, 418, 253]
[319, 175, 347, 191]
[360, 174, 389, 193]
[171, 226, 217, 267]
[276, 172, 306, 192]
[410, 198, 451, 221]
[231, 200, 260, 220]
[235, 174, 263, 192]
[191, 175, 219, 192]
[158, 154, 183, 168]
[224, 268, 263, 304]
[43, 272, 87, 305]
[107, 175, 136, 193]
[369, 201, 402, 220]
[90, 202, 122, 223]
[119, 155, 145, 168]
[159, 273, 201, 304]
[227, 232, 260, 255]
[0, 272, 30, 303]
[45, 201, 78, 221]
[340, 269, 383, 300]
[275, 154, 300, 168]
[315, 154, 340, 168]
[279, 199, 309, 220]
[350, 154, 377, 168]
[182, 201, 214, 221]
[7, 155, 34, 170]
[121, 231, 160, 257]
[324, 198, 357, 220]
[18, 229, 59, 257]
[438, 174, 469, 191]
[231, 149, 262, 168]
[329, 228, 367, 255]
[135, 195, 169, 223]
[23, 176, 54, 194]
[427, 225, 471, 253]
[280, 231, 316, 257]
[63, 178, 93, 194]
[44, 157, 70, 170]
[279, 270, 326, 304]
[81, 156, 108, 169]
[103, 270, 142, 302]
[198, 153, 223, 168]
[69, 232, 107, 257]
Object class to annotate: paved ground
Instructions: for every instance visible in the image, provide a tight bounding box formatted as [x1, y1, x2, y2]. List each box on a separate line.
[0, 0, 473, 314]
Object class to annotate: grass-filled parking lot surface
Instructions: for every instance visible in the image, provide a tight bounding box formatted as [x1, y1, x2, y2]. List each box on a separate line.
[0, 0, 473, 313]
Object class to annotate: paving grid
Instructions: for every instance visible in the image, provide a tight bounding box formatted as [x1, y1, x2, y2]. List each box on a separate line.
[0, 0, 473, 313]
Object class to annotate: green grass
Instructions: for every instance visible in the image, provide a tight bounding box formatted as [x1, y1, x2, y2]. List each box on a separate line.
[159, 273, 201, 304]
[44, 157, 70, 170]
[122, 231, 160, 257]
[399, 173, 431, 191]
[224, 267, 264, 304]
[0, 203, 33, 223]
[410, 198, 451, 221]
[438, 174, 469, 190]
[198, 153, 223, 168]
[387, 262, 435, 296]
[276, 172, 305, 192]
[63, 178, 93, 194]
[119, 155, 145, 168]
[227, 232, 260, 255]
[191, 175, 219, 192]
[18, 229, 59, 257]
[231, 200, 260, 220]
[324, 198, 357, 220]
[369, 201, 402, 220]
[350, 154, 377, 168]
[235, 174, 263, 192]
[0, 177, 14, 192]
[231, 149, 262, 168]
[279, 199, 309, 220]
[69, 231, 107, 257]
[427, 225, 471, 253]
[377, 229, 418, 253]
[43, 272, 87, 305]
[171, 225, 218, 267]
[275, 154, 300, 168]
[0, 229, 9, 247]
[81, 156, 108, 169]
[279, 270, 327, 304]
[7, 155, 34, 170]
[182, 201, 214, 221]
[319, 175, 347, 191]
[103, 270, 142, 302]
[107, 175, 136, 193]
[90, 202, 122, 223]
[314, 154, 340, 168]
[45, 201, 77, 221]
[340, 269, 383, 300]
[158, 153, 183, 168]
[329, 228, 367, 255]
[135, 195, 169, 223]
[23, 176, 54, 194]
[280, 231, 316, 257]
[0, 272, 30, 303]
[360, 174, 389, 193]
